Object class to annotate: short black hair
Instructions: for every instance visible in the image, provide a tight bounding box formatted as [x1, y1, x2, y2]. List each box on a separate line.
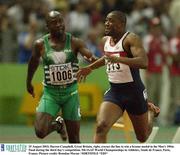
[110, 10, 127, 25]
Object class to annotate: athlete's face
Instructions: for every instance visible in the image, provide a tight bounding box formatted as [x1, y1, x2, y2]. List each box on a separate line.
[104, 13, 124, 36]
[46, 14, 65, 36]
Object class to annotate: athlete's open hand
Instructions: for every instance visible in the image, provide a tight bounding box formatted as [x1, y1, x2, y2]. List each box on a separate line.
[77, 67, 92, 82]
[27, 83, 35, 98]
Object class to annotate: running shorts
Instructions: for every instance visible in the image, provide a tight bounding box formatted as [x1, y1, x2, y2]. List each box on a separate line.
[36, 83, 81, 120]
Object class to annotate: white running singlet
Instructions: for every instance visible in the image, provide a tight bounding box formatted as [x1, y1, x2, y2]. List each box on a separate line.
[104, 31, 134, 83]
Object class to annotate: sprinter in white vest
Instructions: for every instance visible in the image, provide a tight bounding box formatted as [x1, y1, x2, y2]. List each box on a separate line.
[77, 10, 160, 143]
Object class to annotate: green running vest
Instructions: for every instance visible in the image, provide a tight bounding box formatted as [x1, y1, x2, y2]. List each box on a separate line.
[42, 32, 79, 86]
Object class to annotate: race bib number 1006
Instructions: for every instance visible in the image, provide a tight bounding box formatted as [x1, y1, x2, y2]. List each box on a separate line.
[49, 63, 73, 85]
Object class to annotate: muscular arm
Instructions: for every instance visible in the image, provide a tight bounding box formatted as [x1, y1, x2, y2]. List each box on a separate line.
[78, 36, 107, 70]
[77, 55, 105, 82]
[26, 39, 42, 96]
[72, 37, 97, 63]
[123, 33, 148, 68]
[88, 56, 105, 70]
[87, 37, 107, 70]
[106, 33, 148, 69]
[76, 37, 106, 82]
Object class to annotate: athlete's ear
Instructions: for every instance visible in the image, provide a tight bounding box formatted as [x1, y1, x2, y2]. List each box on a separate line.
[117, 23, 125, 33]
[116, 23, 122, 31]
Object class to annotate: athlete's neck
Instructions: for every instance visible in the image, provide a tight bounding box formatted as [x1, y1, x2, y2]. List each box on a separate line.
[50, 32, 66, 43]
[111, 31, 126, 44]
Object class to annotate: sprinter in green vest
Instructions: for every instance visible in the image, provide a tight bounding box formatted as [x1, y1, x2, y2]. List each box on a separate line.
[26, 11, 97, 143]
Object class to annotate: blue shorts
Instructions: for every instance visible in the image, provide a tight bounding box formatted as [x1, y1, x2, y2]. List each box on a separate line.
[104, 82, 148, 115]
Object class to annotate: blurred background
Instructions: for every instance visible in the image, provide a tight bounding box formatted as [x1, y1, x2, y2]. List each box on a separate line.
[0, 0, 180, 143]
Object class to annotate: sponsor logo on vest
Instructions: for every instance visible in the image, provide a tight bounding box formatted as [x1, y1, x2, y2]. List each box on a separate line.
[64, 49, 71, 53]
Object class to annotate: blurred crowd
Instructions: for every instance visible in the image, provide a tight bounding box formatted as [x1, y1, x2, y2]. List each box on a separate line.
[0, 0, 180, 126]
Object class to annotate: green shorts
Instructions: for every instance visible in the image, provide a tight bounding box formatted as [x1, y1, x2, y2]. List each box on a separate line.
[36, 83, 81, 121]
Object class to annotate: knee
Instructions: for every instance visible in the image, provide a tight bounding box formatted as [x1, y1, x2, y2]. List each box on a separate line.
[136, 133, 149, 143]
[135, 126, 153, 143]
[96, 120, 109, 135]
[35, 128, 47, 139]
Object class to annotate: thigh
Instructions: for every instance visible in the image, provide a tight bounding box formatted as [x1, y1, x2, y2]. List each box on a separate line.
[35, 112, 54, 130]
[128, 111, 149, 137]
[103, 88, 126, 111]
[37, 89, 60, 117]
[97, 101, 123, 127]
[62, 91, 81, 121]
[126, 88, 148, 115]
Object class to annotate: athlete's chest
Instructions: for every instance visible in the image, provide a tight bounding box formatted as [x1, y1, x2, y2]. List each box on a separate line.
[104, 39, 129, 58]
[49, 40, 66, 51]
[45, 43, 73, 64]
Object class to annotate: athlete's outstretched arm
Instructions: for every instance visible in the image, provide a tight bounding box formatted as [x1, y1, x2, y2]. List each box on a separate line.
[26, 40, 42, 97]
[72, 37, 97, 63]
[105, 33, 148, 69]
[77, 56, 105, 82]
[76, 37, 107, 82]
